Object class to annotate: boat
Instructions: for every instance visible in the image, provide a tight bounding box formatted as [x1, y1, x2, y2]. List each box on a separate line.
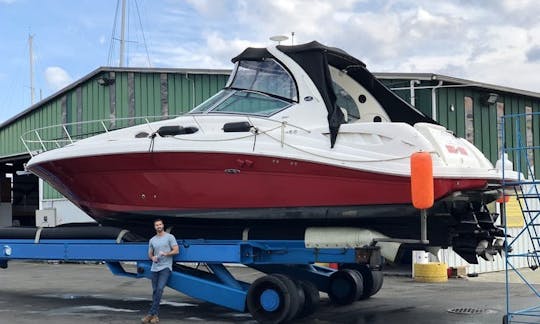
[25, 41, 515, 263]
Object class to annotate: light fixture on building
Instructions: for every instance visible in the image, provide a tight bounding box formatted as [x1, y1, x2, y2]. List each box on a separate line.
[96, 75, 115, 86]
[482, 93, 499, 105]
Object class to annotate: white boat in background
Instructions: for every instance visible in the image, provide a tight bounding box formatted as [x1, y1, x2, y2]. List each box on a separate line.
[25, 41, 516, 263]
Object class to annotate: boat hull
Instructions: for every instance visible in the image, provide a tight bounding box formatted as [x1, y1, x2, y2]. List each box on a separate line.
[28, 151, 487, 211]
[27, 151, 492, 240]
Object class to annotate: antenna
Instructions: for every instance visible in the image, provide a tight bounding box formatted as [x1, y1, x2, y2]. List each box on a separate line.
[28, 34, 35, 105]
[269, 35, 289, 45]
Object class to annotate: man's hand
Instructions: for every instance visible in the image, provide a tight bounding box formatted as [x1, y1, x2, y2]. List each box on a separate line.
[152, 256, 159, 263]
[159, 251, 167, 257]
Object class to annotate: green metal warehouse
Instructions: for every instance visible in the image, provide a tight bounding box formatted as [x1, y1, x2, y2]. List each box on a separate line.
[1, 67, 540, 228]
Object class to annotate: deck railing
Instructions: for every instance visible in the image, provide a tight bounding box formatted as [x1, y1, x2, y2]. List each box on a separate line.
[20, 114, 312, 157]
[20, 115, 178, 157]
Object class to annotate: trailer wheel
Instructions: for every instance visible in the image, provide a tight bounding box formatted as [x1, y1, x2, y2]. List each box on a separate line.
[296, 280, 320, 319]
[328, 269, 363, 305]
[341, 264, 384, 299]
[247, 274, 300, 324]
[272, 274, 304, 321]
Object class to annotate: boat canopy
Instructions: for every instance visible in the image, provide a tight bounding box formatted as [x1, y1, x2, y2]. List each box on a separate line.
[233, 41, 437, 148]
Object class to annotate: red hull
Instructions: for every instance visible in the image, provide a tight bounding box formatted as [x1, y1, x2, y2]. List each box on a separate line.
[29, 152, 488, 217]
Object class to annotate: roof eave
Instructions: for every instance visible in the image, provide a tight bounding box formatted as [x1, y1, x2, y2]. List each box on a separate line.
[374, 72, 540, 99]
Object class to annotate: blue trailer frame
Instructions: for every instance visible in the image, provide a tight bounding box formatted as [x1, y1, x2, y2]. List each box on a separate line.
[0, 237, 382, 321]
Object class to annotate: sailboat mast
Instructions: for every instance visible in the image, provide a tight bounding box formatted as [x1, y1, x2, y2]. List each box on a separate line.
[119, 0, 127, 67]
[28, 34, 35, 105]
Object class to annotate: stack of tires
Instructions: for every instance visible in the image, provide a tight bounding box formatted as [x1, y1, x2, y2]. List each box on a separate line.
[413, 262, 448, 283]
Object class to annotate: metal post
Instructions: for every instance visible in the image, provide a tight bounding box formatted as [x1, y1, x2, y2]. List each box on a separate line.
[35, 130, 47, 152]
[421, 209, 428, 244]
[431, 80, 443, 121]
[62, 125, 73, 144]
[20, 136, 33, 156]
[100, 120, 109, 133]
[409, 80, 419, 107]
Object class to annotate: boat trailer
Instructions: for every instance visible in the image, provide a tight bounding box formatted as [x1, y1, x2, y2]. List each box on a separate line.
[0, 227, 384, 323]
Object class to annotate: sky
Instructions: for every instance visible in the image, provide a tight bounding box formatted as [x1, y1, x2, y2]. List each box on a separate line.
[1, 0, 540, 124]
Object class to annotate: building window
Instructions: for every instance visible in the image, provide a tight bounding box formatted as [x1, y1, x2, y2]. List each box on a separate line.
[465, 96, 474, 144]
[497, 102, 504, 154]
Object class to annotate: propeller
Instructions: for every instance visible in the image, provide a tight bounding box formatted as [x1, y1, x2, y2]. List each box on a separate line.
[475, 239, 499, 261]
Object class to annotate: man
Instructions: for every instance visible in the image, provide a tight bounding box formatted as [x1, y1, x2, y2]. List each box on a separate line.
[141, 219, 179, 324]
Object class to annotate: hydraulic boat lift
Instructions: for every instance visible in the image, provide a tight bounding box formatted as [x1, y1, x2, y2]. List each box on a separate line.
[0, 225, 385, 323]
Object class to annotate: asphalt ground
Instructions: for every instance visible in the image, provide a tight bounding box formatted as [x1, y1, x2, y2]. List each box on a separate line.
[0, 261, 538, 323]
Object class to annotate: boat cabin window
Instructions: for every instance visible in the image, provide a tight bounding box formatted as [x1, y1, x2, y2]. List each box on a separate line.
[231, 60, 298, 102]
[333, 81, 360, 122]
[329, 66, 389, 123]
[189, 59, 297, 117]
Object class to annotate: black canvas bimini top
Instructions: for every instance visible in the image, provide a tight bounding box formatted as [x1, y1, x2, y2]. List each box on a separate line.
[232, 41, 437, 147]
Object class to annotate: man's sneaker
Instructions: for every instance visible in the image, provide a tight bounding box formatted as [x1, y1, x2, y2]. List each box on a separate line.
[141, 314, 153, 324]
[149, 316, 160, 324]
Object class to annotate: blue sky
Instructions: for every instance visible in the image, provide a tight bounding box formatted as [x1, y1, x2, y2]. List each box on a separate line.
[2, 0, 540, 124]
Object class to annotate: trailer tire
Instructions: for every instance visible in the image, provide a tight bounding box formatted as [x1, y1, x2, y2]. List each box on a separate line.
[341, 264, 384, 299]
[296, 280, 320, 319]
[328, 269, 363, 305]
[272, 274, 304, 321]
[247, 274, 300, 324]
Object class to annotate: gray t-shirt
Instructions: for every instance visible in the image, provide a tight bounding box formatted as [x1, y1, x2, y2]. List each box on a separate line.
[149, 233, 178, 272]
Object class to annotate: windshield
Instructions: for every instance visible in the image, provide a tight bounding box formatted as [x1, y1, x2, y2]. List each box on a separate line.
[231, 60, 298, 101]
[189, 89, 291, 116]
[189, 59, 297, 116]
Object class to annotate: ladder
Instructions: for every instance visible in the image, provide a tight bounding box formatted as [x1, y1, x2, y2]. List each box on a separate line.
[503, 112, 540, 323]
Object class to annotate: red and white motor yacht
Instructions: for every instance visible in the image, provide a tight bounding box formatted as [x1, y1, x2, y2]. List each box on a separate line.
[25, 41, 516, 263]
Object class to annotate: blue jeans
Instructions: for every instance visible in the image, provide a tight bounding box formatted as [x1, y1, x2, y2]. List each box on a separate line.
[149, 268, 171, 316]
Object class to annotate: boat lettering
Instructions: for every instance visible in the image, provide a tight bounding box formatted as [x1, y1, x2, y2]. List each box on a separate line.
[445, 144, 468, 155]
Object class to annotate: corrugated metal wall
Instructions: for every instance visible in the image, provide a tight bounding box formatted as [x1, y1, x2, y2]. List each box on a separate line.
[0, 69, 229, 199]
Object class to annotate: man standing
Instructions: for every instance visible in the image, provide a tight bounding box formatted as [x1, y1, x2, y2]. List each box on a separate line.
[142, 219, 179, 324]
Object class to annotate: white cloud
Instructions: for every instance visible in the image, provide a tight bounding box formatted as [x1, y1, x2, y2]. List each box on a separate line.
[44, 67, 73, 91]
[204, 32, 264, 64]
[500, 0, 537, 12]
[185, 0, 228, 17]
[0, 0, 17, 4]
[142, 0, 540, 92]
